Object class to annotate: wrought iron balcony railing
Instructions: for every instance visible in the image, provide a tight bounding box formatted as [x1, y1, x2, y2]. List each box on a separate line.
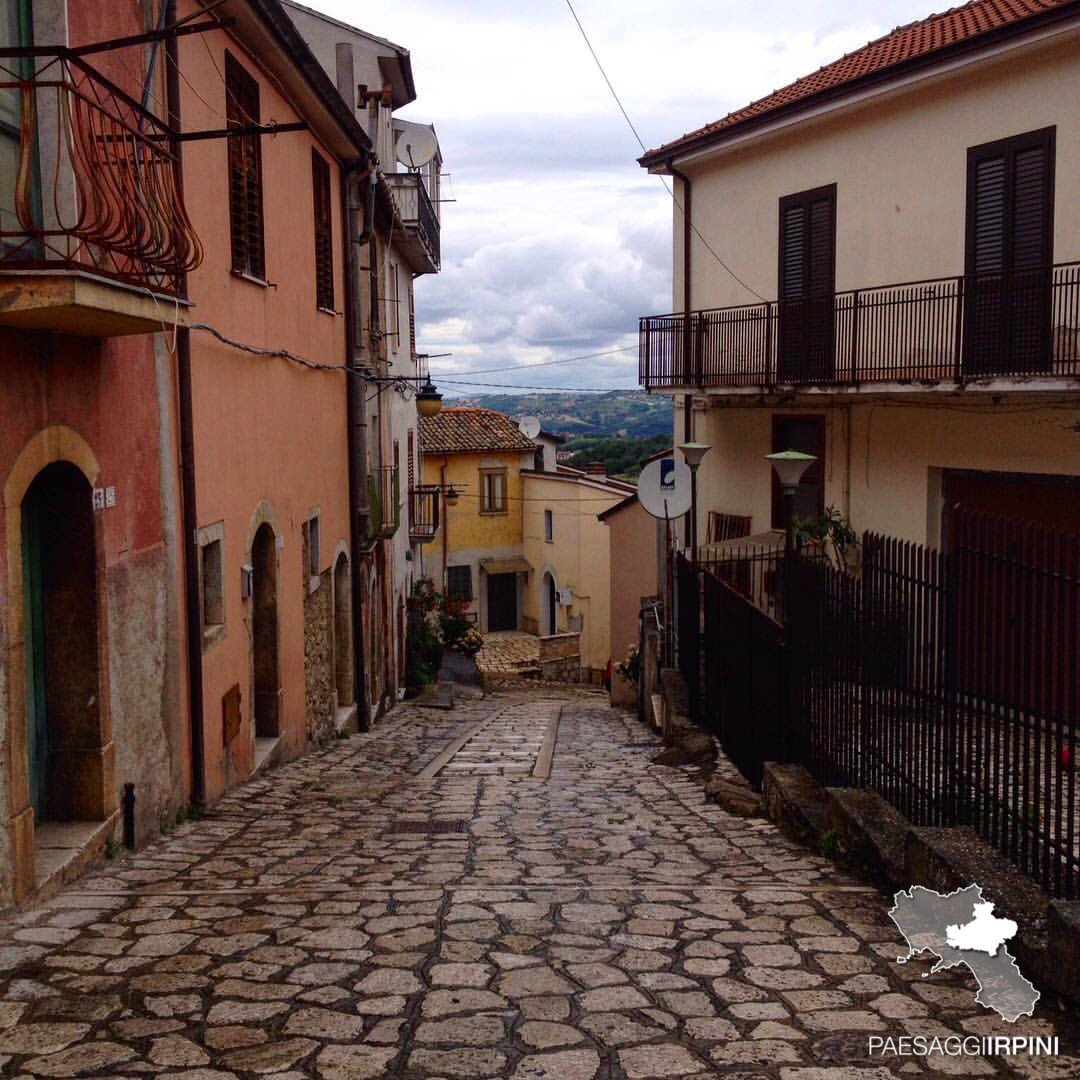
[384, 172, 440, 273]
[640, 262, 1080, 391]
[408, 484, 440, 543]
[365, 466, 400, 544]
[0, 49, 202, 297]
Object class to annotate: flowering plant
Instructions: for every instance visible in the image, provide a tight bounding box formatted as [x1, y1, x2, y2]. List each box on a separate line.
[615, 643, 640, 683]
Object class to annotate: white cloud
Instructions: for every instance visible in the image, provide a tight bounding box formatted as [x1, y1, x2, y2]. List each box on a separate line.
[302, 0, 939, 392]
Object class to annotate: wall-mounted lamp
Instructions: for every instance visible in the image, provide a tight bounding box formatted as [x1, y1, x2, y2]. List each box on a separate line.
[415, 379, 443, 418]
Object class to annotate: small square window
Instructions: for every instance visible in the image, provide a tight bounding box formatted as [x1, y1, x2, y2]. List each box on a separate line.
[202, 538, 224, 627]
[480, 468, 507, 514]
[544, 508, 553, 542]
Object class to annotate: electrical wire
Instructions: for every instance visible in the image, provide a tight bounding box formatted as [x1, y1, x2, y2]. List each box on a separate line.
[562, 0, 767, 302]
[430, 344, 637, 377]
[439, 378, 644, 392]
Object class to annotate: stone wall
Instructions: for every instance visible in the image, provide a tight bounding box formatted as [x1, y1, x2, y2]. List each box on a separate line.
[539, 632, 581, 682]
[304, 568, 335, 745]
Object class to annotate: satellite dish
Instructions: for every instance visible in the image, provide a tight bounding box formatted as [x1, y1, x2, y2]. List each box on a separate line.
[518, 416, 541, 440]
[637, 457, 692, 519]
[395, 124, 438, 169]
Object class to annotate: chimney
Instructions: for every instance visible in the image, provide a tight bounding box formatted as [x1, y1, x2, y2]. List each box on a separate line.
[586, 461, 606, 477]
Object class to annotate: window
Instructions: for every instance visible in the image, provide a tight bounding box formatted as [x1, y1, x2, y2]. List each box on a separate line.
[312, 150, 333, 310]
[480, 468, 507, 514]
[226, 52, 265, 280]
[777, 183, 836, 381]
[447, 565, 472, 602]
[965, 127, 1054, 374]
[197, 521, 226, 647]
[303, 513, 320, 580]
[0, 0, 35, 240]
[771, 415, 825, 529]
[390, 262, 400, 353]
[407, 429, 415, 492]
[544, 508, 553, 542]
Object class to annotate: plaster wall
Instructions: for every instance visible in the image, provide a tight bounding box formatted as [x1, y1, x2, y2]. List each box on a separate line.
[672, 29, 1080, 312]
[177, 8, 352, 801]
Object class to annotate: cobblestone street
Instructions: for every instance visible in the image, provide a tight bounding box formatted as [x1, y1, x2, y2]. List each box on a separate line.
[1, 689, 1077, 1079]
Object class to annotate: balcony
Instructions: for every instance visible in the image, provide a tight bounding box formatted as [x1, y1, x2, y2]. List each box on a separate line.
[383, 172, 440, 275]
[408, 484, 440, 543]
[639, 263, 1080, 394]
[0, 51, 201, 336]
[364, 466, 400, 545]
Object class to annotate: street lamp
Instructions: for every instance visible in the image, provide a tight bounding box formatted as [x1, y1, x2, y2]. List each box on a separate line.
[766, 449, 817, 554]
[677, 441, 711, 563]
[443, 483, 459, 507]
[415, 379, 443, 418]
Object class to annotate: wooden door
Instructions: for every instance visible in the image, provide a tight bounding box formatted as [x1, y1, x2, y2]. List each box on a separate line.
[487, 573, 518, 632]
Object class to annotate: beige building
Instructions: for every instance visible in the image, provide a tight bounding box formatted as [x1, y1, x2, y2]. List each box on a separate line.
[521, 463, 632, 680]
[639, 0, 1080, 549]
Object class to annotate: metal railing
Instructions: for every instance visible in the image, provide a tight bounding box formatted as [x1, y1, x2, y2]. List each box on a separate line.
[640, 262, 1080, 390]
[384, 172, 440, 270]
[365, 466, 400, 543]
[408, 484, 439, 542]
[0, 50, 202, 295]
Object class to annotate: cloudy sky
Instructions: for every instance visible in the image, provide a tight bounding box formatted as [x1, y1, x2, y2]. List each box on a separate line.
[305, 0, 934, 395]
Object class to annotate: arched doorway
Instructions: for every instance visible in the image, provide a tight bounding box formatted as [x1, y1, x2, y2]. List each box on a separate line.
[251, 523, 279, 738]
[544, 572, 558, 636]
[22, 462, 105, 823]
[333, 552, 352, 706]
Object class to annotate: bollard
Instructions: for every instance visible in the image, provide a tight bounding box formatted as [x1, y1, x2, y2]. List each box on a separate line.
[122, 783, 136, 850]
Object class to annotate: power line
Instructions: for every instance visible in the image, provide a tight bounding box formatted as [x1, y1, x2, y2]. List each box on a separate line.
[430, 344, 637, 377]
[439, 378, 644, 392]
[562, 0, 767, 303]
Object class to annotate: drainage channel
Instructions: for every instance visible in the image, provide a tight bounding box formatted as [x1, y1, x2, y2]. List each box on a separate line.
[417, 704, 561, 781]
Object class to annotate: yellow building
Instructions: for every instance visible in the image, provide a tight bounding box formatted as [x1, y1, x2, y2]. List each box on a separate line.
[419, 408, 536, 631]
[521, 464, 632, 680]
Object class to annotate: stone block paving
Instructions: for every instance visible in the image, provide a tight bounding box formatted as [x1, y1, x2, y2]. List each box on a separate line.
[0, 690, 1078, 1078]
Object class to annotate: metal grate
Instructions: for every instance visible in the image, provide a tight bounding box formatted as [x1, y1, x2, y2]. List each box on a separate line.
[385, 819, 469, 835]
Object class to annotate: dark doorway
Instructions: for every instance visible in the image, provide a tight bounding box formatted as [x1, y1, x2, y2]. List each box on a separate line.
[778, 183, 836, 382]
[544, 573, 558, 636]
[252, 523, 280, 737]
[964, 127, 1054, 375]
[333, 553, 352, 706]
[771, 415, 826, 529]
[22, 462, 104, 822]
[487, 572, 517, 632]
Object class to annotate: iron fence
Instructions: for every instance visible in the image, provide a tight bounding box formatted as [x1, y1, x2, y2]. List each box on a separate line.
[640, 262, 1080, 390]
[682, 510, 1080, 897]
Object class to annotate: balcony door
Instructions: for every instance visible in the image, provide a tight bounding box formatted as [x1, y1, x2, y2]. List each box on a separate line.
[778, 184, 836, 382]
[964, 128, 1054, 375]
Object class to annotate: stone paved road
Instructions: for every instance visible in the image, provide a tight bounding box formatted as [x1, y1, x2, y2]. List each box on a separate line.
[1, 689, 1078, 1079]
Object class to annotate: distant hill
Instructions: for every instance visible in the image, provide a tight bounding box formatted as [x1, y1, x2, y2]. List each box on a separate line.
[449, 390, 672, 439]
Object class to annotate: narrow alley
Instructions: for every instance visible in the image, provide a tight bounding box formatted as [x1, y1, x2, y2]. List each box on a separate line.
[0, 689, 1075, 1078]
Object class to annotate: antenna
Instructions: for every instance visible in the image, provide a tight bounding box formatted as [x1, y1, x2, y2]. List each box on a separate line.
[637, 457, 692, 519]
[395, 123, 438, 169]
[518, 416, 541, 440]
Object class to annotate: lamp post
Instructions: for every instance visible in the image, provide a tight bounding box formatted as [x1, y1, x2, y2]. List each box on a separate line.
[677, 441, 711, 564]
[766, 450, 817, 553]
[415, 378, 443, 418]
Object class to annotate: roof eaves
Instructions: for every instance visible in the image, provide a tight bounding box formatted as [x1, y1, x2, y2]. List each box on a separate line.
[639, 1, 1080, 169]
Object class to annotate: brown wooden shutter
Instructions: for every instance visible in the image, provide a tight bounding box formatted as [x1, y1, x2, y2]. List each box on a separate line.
[965, 127, 1054, 373]
[226, 52, 265, 280]
[311, 150, 333, 310]
[777, 184, 836, 381]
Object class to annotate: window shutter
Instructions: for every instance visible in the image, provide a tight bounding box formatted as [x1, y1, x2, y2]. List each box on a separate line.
[226, 53, 265, 280]
[311, 150, 333, 309]
[965, 127, 1054, 374]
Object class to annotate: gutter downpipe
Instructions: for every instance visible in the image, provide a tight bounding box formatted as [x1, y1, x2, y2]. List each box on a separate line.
[343, 156, 374, 733]
[165, 1, 204, 807]
[669, 160, 694, 560]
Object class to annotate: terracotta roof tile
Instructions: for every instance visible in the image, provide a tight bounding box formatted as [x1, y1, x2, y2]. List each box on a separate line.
[420, 407, 537, 454]
[642, 0, 1076, 162]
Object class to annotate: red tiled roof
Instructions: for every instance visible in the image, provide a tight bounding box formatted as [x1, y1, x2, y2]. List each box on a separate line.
[420, 407, 537, 454]
[641, 0, 1077, 164]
